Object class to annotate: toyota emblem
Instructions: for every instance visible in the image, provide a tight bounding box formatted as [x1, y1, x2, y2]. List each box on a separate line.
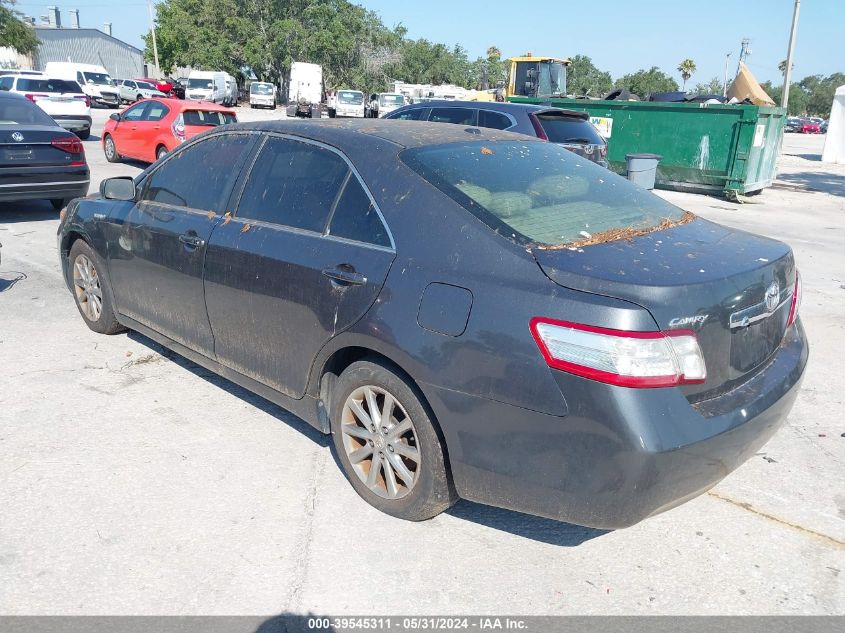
[765, 281, 780, 312]
[11, 132, 24, 142]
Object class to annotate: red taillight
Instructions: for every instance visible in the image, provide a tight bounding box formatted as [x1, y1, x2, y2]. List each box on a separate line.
[787, 271, 802, 327]
[52, 136, 85, 165]
[529, 114, 549, 141]
[530, 317, 707, 388]
[74, 95, 91, 107]
[24, 93, 49, 102]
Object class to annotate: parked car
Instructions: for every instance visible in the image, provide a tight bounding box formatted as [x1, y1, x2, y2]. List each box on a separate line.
[785, 117, 803, 133]
[186, 71, 227, 103]
[101, 98, 236, 163]
[0, 74, 92, 139]
[367, 92, 405, 118]
[44, 62, 120, 108]
[249, 82, 276, 109]
[58, 119, 807, 529]
[386, 101, 609, 168]
[0, 91, 89, 210]
[136, 77, 177, 98]
[796, 118, 821, 134]
[116, 79, 166, 104]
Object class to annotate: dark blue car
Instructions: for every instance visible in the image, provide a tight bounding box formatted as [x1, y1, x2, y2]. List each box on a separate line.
[57, 119, 807, 528]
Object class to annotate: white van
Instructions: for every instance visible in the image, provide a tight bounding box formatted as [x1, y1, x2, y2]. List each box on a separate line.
[44, 62, 120, 108]
[328, 90, 365, 118]
[222, 72, 238, 106]
[186, 71, 227, 103]
[249, 82, 276, 109]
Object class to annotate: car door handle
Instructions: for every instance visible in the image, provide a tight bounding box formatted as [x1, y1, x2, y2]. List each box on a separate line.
[322, 266, 367, 286]
[179, 234, 205, 248]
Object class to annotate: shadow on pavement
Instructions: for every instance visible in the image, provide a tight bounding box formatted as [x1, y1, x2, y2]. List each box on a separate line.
[126, 330, 330, 447]
[255, 614, 336, 633]
[777, 170, 845, 197]
[0, 199, 60, 223]
[447, 500, 608, 546]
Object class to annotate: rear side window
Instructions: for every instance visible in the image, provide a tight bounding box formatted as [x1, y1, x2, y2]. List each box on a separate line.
[389, 108, 427, 121]
[183, 109, 236, 126]
[478, 110, 512, 130]
[0, 77, 13, 91]
[17, 78, 82, 94]
[328, 177, 390, 247]
[430, 107, 477, 126]
[145, 102, 169, 121]
[401, 140, 683, 247]
[236, 137, 349, 232]
[142, 134, 253, 212]
[535, 114, 605, 144]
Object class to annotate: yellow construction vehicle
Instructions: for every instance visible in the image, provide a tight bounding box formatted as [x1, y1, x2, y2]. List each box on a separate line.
[501, 54, 571, 100]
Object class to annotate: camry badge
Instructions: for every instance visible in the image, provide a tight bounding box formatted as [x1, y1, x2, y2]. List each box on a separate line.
[11, 132, 24, 142]
[765, 281, 780, 312]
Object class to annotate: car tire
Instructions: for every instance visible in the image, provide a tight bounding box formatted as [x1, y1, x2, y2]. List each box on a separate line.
[103, 134, 120, 163]
[135, 94, 143, 102]
[68, 240, 124, 335]
[77, 128, 91, 140]
[156, 145, 168, 161]
[331, 359, 457, 521]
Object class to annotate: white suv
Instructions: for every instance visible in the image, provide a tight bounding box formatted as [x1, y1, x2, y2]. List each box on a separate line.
[116, 79, 166, 104]
[0, 75, 92, 139]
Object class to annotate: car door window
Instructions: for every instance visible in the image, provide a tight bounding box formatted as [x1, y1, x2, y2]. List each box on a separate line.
[76, 72, 84, 85]
[236, 136, 349, 232]
[126, 81, 136, 89]
[144, 102, 169, 121]
[141, 134, 254, 211]
[122, 102, 148, 121]
[429, 107, 477, 126]
[0, 77, 13, 91]
[479, 110, 513, 130]
[328, 176, 390, 248]
[390, 108, 427, 120]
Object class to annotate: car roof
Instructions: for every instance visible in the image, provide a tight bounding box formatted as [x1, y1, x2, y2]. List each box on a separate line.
[396, 100, 590, 119]
[224, 118, 541, 150]
[134, 97, 234, 112]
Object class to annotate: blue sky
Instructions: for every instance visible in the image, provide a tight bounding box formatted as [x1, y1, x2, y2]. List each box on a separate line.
[15, 0, 843, 86]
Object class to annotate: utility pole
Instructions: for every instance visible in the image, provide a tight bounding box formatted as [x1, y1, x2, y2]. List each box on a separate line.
[781, 0, 801, 110]
[147, 0, 161, 77]
[723, 52, 733, 97]
[737, 38, 751, 76]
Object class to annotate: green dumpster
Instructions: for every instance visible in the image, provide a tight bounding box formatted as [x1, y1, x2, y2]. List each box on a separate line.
[509, 97, 786, 197]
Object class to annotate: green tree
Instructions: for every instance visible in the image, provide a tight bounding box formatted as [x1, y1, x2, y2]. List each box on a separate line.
[615, 66, 679, 97]
[801, 73, 845, 117]
[761, 80, 808, 115]
[692, 77, 723, 95]
[677, 58, 696, 90]
[567, 54, 612, 97]
[0, 0, 38, 55]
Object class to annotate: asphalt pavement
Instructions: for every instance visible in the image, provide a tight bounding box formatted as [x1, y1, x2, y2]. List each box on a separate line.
[0, 110, 842, 615]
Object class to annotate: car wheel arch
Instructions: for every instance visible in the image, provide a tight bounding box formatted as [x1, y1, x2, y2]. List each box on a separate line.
[316, 344, 456, 486]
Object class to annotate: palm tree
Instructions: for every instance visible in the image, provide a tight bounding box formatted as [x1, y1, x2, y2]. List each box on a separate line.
[486, 46, 502, 62]
[677, 58, 696, 90]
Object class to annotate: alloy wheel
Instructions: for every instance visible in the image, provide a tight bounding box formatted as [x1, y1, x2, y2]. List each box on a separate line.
[340, 385, 421, 499]
[72, 254, 103, 321]
[104, 137, 115, 160]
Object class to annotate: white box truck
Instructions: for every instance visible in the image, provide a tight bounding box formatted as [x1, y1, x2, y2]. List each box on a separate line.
[43, 62, 120, 108]
[286, 62, 322, 118]
[186, 71, 227, 103]
[328, 90, 365, 118]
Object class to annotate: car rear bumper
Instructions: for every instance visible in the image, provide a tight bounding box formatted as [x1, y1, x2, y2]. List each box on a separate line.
[0, 166, 89, 202]
[421, 320, 808, 529]
[52, 115, 92, 131]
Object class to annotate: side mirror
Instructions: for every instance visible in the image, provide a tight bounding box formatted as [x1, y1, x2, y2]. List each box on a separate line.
[100, 177, 136, 201]
[109, 112, 121, 121]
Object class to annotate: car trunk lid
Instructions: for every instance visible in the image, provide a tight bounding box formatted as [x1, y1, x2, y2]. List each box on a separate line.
[531, 218, 795, 399]
[0, 126, 85, 168]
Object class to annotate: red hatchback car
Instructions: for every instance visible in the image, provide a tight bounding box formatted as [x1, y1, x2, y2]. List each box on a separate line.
[102, 98, 237, 163]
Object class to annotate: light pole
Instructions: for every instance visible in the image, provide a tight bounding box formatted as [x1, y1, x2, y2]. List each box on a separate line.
[782, 0, 801, 110]
[723, 52, 733, 97]
[148, 0, 161, 77]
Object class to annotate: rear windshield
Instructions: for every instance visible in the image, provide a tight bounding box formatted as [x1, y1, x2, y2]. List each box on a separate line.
[250, 83, 274, 94]
[536, 114, 605, 144]
[188, 78, 213, 89]
[17, 78, 83, 94]
[0, 98, 58, 126]
[338, 91, 363, 105]
[183, 109, 236, 126]
[401, 140, 683, 247]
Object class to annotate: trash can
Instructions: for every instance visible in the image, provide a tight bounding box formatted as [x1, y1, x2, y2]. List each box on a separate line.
[626, 153, 662, 189]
